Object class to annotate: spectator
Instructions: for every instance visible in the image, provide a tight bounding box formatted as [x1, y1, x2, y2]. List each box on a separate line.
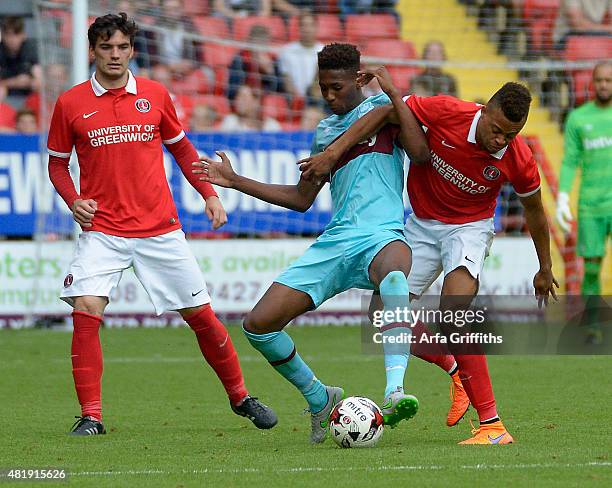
[144, 0, 203, 76]
[15, 108, 38, 134]
[300, 105, 325, 130]
[25, 63, 69, 124]
[220, 85, 281, 131]
[409, 40, 458, 97]
[149, 63, 193, 127]
[190, 104, 219, 132]
[553, 0, 612, 49]
[279, 12, 323, 99]
[227, 24, 284, 100]
[0, 17, 40, 102]
[0, 85, 16, 132]
[339, 0, 398, 17]
[213, 0, 272, 18]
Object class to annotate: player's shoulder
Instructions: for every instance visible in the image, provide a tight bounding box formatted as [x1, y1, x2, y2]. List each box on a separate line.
[568, 101, 595, 121]
[506, 135, 535, 166]
[55, 79, 94, 110]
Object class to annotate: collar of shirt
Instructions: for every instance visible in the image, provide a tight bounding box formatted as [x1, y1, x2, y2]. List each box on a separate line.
[90, 70, 137, 97]
[467, 108, 508, 160]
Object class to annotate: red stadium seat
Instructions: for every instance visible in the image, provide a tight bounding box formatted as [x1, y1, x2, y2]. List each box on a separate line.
[183, 0, 210, 16]
[362, 39, 417, 60]
[262, 94, 290, 123]
[204, 44, 238, 68]
[288, 14, 345, 43]
[190, 95, 231, 117]
[193, 17, 230, 40]
[233, 16, 287, 44]
[564, 36, 612, 61]
[564, 36, 612, 106]
[522, 0, 560, 55]
[170, 69, 212, 95]
[386, 66, 420, 92]
[345, 15, 399, 43]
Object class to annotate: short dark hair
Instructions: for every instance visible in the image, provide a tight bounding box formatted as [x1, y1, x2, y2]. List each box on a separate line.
[88, 12, 137, 48]
[1, 16, 25, 34]
[488, 82, 531, 122]
[318, 43, 360, 73]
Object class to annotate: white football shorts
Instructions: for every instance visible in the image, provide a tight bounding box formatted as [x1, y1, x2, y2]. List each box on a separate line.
[60, 229, 210, 314]
[404, 213, 495, 297]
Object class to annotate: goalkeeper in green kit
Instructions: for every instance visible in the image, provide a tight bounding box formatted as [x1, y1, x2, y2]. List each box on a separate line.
[557, 61, 612, 345]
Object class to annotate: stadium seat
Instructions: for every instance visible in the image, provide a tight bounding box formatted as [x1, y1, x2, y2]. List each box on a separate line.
[170, 69, 212, 96]
[564, 35, 612, 61]
[345, 15, 399, 43]
[183, 0, 210, 16]
[233, 16, 288, 44]
[361, 39, 417, 60]
[59, 13, 96, 48]
[190, 95, 231, 117]
[522, 0, 560, 55]
[193, 17, 230, 40]
[564, 36, 612, 106]
[262, 94, 290, 123]
[203, 44, 237, 96]
[288, 14, 345, 43]
[386, 66, 420, 92]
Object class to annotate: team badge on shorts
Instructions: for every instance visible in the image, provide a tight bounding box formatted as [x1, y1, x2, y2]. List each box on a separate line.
[483, 165, 500, 181]
[63, 274, 74, 287]
[135, 98, 151, 113]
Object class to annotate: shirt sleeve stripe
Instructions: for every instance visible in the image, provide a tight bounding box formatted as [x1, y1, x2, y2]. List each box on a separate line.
[515, 186, 540, 198]
[47, 148, 71, 158]
[163, 130, 185, 145]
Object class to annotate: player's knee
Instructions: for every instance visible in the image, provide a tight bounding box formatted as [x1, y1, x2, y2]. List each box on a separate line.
[73, 296, 107, 316]
[243, 311, 268, 334]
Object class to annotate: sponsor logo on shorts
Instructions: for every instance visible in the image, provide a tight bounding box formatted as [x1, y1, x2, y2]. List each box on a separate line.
[483, 165, 500, 181]
[64, 274, 74, 287]
[135, 98, 151, 113]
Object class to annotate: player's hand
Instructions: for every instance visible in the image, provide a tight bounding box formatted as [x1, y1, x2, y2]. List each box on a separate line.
[71, 199, 97, 228]
[357, 66, 399, 99]
[298, 148, 339, 181]
[533, 268, 559, 308]
[205, 196, 228, 230]
[556, 191, 573, 234]
[193, 151, 236, 188]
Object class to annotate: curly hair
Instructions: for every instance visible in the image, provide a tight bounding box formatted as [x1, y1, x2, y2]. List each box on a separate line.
[88, 12, 138, 48]
[488, 82, 531, 122]
[318, 43, 360, 73]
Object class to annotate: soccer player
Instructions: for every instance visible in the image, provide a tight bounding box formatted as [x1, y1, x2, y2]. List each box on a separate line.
[47, 13, 276, 436]
[299, 80, 559, 444]
[194, 46, 433, 443]
[556, 60, 612, 345]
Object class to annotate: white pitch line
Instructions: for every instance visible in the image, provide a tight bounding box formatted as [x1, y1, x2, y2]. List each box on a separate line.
[69, 462, 611, 477]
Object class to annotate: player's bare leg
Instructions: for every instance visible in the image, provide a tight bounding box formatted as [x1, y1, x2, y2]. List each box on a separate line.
[69, 296, 108, 436]
[440, 267, 513, 444]
[368, 241, 419, 427]
[179, 304, 277, 429]
[243, 283, 343, 443]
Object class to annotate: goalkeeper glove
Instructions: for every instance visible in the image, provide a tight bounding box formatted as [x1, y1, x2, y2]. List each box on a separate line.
[556, 191, 573, 233]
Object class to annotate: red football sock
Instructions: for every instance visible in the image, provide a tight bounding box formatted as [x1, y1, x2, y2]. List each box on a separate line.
[185, 305, 248, 405]
[454, 354, 498, 422]
[71, 310, 103, 420]
[411, 320, 457, 373]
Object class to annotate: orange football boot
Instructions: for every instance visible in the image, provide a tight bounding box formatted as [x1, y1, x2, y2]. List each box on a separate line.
[446, 371, 470, 427]
[459, 420, 514, 445]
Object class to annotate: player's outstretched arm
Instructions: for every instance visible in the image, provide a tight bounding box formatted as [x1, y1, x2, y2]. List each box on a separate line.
[194, 151, 323, 212]
[299, 105, 394, 180]
[520, 189, 560, 307]
[358, 66, 429, 165]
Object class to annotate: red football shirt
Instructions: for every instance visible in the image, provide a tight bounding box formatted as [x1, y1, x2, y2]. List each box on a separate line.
[405, 95, 541, 224]
[47, 71, 187, 237]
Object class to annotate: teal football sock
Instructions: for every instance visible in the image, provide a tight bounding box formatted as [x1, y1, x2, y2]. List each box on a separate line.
[243, 327, 328, 413]
[379, 270, 411, 398]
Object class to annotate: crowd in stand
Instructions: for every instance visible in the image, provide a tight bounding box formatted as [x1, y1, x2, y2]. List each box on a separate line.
[1, 0, 608, 134]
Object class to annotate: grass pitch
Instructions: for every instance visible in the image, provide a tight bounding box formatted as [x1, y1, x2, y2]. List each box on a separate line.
[0, 325, 610, 487]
